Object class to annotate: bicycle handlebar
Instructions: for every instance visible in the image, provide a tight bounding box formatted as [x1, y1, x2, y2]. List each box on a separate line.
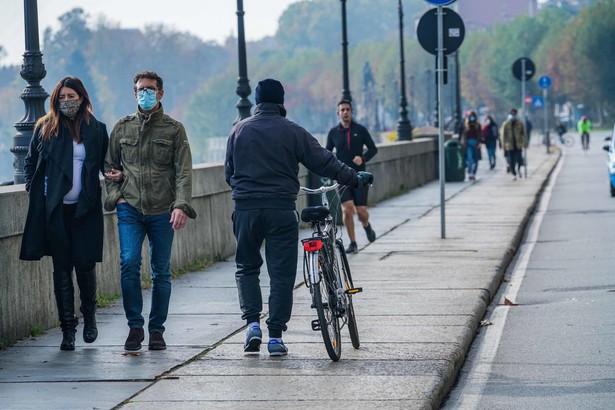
[300, 183, 340, 194]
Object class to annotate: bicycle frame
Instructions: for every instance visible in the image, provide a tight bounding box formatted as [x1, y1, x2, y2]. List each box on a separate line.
[299, 182, 362, 361]
[300, 183, 339, 289]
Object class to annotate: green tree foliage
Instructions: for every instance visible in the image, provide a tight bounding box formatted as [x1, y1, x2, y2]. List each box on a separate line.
[276, 0, 427, 52]
[40, 8, 231, 129]
[573, 0, 615, 109]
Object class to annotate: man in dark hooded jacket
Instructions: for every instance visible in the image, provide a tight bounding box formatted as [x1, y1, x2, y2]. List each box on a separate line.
[225, 78, 372, 356]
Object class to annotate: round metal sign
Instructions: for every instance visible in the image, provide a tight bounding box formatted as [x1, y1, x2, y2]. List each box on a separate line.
[417, 7, 465, 56]
[538, 75, 552, 89]
[424, 0, 457, 5]
[512, 57, 535, 81]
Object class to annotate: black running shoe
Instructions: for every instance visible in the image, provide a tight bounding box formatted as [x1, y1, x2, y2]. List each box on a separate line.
[364, 224, 376, 242]
[345, 242, 358, 254]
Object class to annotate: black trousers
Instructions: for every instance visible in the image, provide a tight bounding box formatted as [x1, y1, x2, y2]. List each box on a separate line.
[50, 204, 95, 273]
[232, 208, 299, 338]
[506, 149, 523, 177]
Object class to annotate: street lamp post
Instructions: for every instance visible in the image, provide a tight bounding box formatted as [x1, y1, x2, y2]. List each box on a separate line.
[396, 0, 412, 141]
[340, 0, 352, 102]
[11, 0, 48, 184]
[234, 0, 252, 124]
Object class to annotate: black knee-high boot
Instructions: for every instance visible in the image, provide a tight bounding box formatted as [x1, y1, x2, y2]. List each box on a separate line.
[76, 267, 98, 343]
[53, 271, 78, 351]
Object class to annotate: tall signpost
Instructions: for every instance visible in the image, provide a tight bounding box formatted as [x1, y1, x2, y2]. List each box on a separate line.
[417, 0, 464, 239]
[512, 57, 535, 178]
[538, 75, 552, 154]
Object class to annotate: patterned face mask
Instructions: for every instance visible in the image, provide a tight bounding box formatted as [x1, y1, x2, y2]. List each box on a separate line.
[59, 99, 81, 119]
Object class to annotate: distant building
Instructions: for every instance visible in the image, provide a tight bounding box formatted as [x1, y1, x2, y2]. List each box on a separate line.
[539, 0, 596, 13]
[456, 0, 539, 30]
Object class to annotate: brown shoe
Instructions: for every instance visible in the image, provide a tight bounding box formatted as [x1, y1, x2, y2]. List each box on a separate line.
[148, 331, 167, 350]
[124, 327, 144, 351]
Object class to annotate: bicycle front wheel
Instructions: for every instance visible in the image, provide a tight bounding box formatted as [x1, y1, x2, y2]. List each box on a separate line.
[336, 240, 360, 349]
[564, 135, 574, 147]
[313, 248, 342, 361]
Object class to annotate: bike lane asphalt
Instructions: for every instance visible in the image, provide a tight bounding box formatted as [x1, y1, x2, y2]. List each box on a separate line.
[0, 147, 560, 409]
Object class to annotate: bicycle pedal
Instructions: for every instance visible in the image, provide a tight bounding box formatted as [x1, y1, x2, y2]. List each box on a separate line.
[345, 287, 363, 294]
[311, 319, 321, 331]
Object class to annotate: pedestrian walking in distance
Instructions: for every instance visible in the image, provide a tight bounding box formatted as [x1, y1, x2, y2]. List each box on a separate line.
[225, 79, 373, 356]
[20, 76, 108, 351]
[326, 99, 378, 254]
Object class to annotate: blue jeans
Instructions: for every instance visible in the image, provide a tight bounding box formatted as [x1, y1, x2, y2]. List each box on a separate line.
[465, 138, 479, 175]
[486, 144, 496, 168]
[116, 203, 174, 333]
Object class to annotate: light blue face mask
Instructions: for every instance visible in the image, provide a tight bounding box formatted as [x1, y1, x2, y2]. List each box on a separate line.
[137, 88, 158, 111]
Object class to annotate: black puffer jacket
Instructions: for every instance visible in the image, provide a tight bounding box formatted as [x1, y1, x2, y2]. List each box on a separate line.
[225, 103, 357, 210]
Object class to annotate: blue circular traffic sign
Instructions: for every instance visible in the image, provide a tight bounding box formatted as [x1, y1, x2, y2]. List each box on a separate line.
[538, 75, 552, 89]
[425, 0, 457, 5]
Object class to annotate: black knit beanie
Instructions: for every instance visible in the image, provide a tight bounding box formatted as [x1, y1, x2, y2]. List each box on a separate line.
[255, 79, 285, 105]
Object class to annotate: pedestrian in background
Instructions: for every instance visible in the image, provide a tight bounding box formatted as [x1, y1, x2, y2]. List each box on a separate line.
[500, 108, 527, 181]
[225, 79, 373, 356]
[555, 120, 567, 144]
[461, 110, 482, 181]
[326, 99, 378, 254]
[104, 71, 197, 352]
[20, 76, 108, 351]
[482, 114, 499, 170]
[525, 116, 533, 145]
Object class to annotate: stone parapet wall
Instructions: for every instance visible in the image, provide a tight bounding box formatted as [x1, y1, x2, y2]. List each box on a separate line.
[0, 137, 438, 345]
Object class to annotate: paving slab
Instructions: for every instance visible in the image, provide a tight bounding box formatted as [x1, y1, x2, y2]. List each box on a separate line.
[0, 148, 559, 409]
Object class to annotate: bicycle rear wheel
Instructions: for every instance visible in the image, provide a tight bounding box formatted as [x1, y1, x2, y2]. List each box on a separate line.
[335, 240, 360, 349]
[313, 248, 342, 361]
[564, 135, 574, 147]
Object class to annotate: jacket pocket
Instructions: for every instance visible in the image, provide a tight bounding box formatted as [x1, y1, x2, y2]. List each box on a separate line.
[152, 139, 173, 164]
[119, 138, 139, 162]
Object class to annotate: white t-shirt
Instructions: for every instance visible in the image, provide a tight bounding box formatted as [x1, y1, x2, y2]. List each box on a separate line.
[63, 140, 85, 204]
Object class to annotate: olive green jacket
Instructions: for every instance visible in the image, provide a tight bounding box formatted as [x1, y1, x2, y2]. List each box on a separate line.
[499, 119, 528, 151]
[104, 105, 196, 218]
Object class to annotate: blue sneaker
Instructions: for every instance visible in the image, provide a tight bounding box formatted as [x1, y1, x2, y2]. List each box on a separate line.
[267, 340, 288, 356]
[244, 326, 262, 354]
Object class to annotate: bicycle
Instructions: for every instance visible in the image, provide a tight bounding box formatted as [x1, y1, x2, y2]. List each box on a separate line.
[299, 181, 362, 361]
[560, 133, 575, 148]
[545, 131, 574, 148]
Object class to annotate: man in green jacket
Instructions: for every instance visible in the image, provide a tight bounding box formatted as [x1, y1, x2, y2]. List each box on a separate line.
[104, 71, 196, 351]
[499, 108, 528, 181]
[577, 115, 592, 150]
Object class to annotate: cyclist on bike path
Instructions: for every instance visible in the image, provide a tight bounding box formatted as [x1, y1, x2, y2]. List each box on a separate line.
[577, 115, 592, 150]
[225, 79, 372, 357]
[326, 100, 378, 254]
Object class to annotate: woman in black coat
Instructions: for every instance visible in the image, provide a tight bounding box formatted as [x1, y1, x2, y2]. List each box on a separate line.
[20, 77, 108, 351]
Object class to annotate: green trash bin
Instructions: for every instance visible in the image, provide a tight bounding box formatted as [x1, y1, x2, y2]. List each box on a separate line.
[444, 139, 465, 182]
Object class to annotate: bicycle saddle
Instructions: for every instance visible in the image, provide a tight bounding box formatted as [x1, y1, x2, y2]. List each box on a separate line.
[300, 206, 330, 223]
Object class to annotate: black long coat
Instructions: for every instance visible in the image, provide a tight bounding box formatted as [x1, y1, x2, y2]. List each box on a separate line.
[20, 118, 109, 265]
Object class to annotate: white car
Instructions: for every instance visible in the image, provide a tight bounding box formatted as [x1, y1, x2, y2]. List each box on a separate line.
[602, 123, 615, 197]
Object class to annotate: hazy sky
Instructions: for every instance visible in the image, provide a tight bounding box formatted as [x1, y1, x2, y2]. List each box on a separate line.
[0, 0, 302, 66]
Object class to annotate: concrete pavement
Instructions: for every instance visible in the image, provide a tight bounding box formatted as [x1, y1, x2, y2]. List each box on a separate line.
[0, 146, 560, 409]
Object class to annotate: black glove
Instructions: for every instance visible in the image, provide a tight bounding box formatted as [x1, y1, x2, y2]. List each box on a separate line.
[356, 171, 373, 187]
